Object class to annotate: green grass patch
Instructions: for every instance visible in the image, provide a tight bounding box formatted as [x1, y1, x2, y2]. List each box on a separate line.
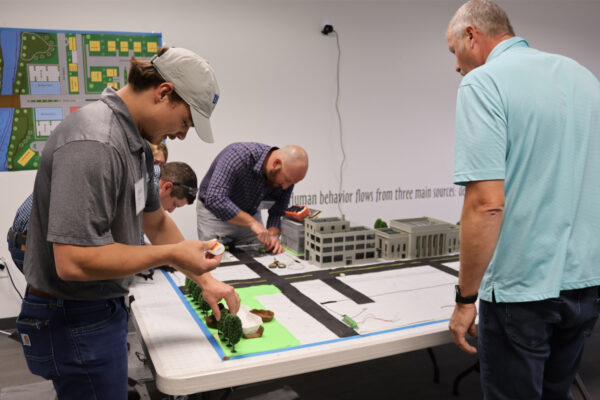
[185, 285, 300, 357]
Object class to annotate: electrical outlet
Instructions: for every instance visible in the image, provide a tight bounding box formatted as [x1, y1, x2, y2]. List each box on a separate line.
[321, 24, 334, 35]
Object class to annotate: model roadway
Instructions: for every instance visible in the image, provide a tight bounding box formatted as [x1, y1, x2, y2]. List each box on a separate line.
[180, 248, 459, 339]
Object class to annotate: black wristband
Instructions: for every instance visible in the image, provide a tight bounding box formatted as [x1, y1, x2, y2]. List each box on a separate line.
[455, 284, 478, 304]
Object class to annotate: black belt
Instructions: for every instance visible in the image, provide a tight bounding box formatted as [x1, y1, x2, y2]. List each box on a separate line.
[27, 286, 56, 299]
[7, 227, 27, 248]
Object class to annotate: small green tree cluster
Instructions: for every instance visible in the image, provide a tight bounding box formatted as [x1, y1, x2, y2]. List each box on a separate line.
[185, 279, 212, 314]
[185, 277, 195, 293]
[374, 218, 388, 229]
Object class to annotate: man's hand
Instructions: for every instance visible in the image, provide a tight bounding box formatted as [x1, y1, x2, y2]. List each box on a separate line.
[196, 274, 240, 320]
[171, 239, 221, 275]
[264, 236, 284, 254]
[250, 222, 284, 253]
[449, 303, 478, 354]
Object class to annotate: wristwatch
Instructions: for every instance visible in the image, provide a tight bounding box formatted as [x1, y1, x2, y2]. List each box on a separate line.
[455, 285, 478, 304]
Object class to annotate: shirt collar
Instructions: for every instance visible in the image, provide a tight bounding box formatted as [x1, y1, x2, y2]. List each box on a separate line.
[486, 36, 529, 64]
[254, 146, 278, 176]
[100, 87, 145, 154]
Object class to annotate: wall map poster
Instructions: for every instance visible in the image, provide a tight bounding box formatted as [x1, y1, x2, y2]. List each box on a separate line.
[0, 28, 162, 171]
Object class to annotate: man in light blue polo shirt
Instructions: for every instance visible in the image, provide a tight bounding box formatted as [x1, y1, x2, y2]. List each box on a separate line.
[446, 0, 600, 398]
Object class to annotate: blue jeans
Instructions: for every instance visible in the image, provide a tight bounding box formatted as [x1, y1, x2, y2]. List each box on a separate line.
[16, 292, 129, 400]
[478, 286, 600, 400]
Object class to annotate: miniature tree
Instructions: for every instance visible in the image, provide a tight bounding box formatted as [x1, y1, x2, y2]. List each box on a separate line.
[217, 308, 230, 335]
[185, 277, 195, 293]
[197, 296, 212, 316]
[192, 285, 203, 303]
[223, 314, 242, 353]
[374, 218, 388, 229]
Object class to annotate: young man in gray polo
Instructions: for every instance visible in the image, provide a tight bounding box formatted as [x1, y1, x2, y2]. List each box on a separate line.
[17, 47, 240, 399]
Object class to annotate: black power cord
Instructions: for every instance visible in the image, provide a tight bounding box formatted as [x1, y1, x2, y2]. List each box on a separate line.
[322, 24, 346, 219]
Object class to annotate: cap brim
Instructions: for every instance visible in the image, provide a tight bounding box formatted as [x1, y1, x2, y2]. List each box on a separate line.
[191, 108, 214, 143]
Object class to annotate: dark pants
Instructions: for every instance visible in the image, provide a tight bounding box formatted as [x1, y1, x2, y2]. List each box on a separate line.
[16, 292, 129, 400]
[478, 286, 600, 400]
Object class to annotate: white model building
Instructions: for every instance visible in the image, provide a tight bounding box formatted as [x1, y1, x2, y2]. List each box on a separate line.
[304, 217, 377, 267]
[374, 227, 409, 259]
[378, 217, 459, 259]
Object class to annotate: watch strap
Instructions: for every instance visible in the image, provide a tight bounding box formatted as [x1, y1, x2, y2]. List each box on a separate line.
[455, 284, 478, 304]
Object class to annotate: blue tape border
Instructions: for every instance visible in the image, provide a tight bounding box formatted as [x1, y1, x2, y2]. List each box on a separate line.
[163, 271, 226, 359]
[162, 270, 449, 361]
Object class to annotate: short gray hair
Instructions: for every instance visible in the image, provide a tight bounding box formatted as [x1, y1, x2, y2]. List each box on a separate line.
[449, 0, 515, 39]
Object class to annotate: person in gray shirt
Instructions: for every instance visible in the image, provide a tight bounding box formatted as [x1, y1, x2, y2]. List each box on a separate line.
[16, 47, 240, 400]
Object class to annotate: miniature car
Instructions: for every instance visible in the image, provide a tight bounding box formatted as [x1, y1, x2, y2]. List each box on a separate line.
[268, 259, 286, 269]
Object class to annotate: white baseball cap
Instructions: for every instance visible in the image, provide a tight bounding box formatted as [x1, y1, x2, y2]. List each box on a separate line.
[151, 48, 220, 143]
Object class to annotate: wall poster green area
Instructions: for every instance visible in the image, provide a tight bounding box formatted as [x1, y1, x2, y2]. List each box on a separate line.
[0, 28, 162, 171]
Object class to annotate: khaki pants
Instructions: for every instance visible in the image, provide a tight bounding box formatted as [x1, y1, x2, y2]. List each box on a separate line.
[196, 200, 260, 245]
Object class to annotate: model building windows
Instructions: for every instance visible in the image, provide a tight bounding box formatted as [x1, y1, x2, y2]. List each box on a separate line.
[334, 245, 343, 252]
[334, 237, 343, 243]
[356, 235, 365, 241]
[345, 245, 354, 251]
[323, 238, 332, 244]
[366, 251, 375, 258]
[316, 255, 320, 262]
[323, 256, 332, 263]
[356, 243, 364, 250]
[345, 236, 354, 242]
[320, 227, 324, 232]
[367, 234, 375, 240]
[334, 255, 343, 262]
[356, 253, 364, 260]
[323, 247, 332, 253]
[316, 237, 321, 243]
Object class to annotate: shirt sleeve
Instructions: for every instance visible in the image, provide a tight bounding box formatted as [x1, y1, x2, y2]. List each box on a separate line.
[453, 82, 507, 186]
[266, 186, 293, 230]
[143, 149, 161, 213]
[12, 193, 33, 233]
[203, 153, 244, 221]
[47, 141, 124, 246]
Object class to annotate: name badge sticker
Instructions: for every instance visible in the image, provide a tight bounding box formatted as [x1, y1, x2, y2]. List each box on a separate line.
[135, 177, 146, 215]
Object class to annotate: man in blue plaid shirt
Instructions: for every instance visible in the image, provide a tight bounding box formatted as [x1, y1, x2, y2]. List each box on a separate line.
[197, 142, 308, 254]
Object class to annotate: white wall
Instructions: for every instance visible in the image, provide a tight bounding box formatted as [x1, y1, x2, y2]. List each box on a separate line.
[1, 0, 599, 318]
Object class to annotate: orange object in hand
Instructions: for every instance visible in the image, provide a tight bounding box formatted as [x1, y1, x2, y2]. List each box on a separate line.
[207, 242, 225, 256]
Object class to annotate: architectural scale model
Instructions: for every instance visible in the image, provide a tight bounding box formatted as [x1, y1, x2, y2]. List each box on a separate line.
[280, 217, 305, 255]
[381, 217, 460, 259]
[300, 216, 459, 267]
[304, 217, 377, 267]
